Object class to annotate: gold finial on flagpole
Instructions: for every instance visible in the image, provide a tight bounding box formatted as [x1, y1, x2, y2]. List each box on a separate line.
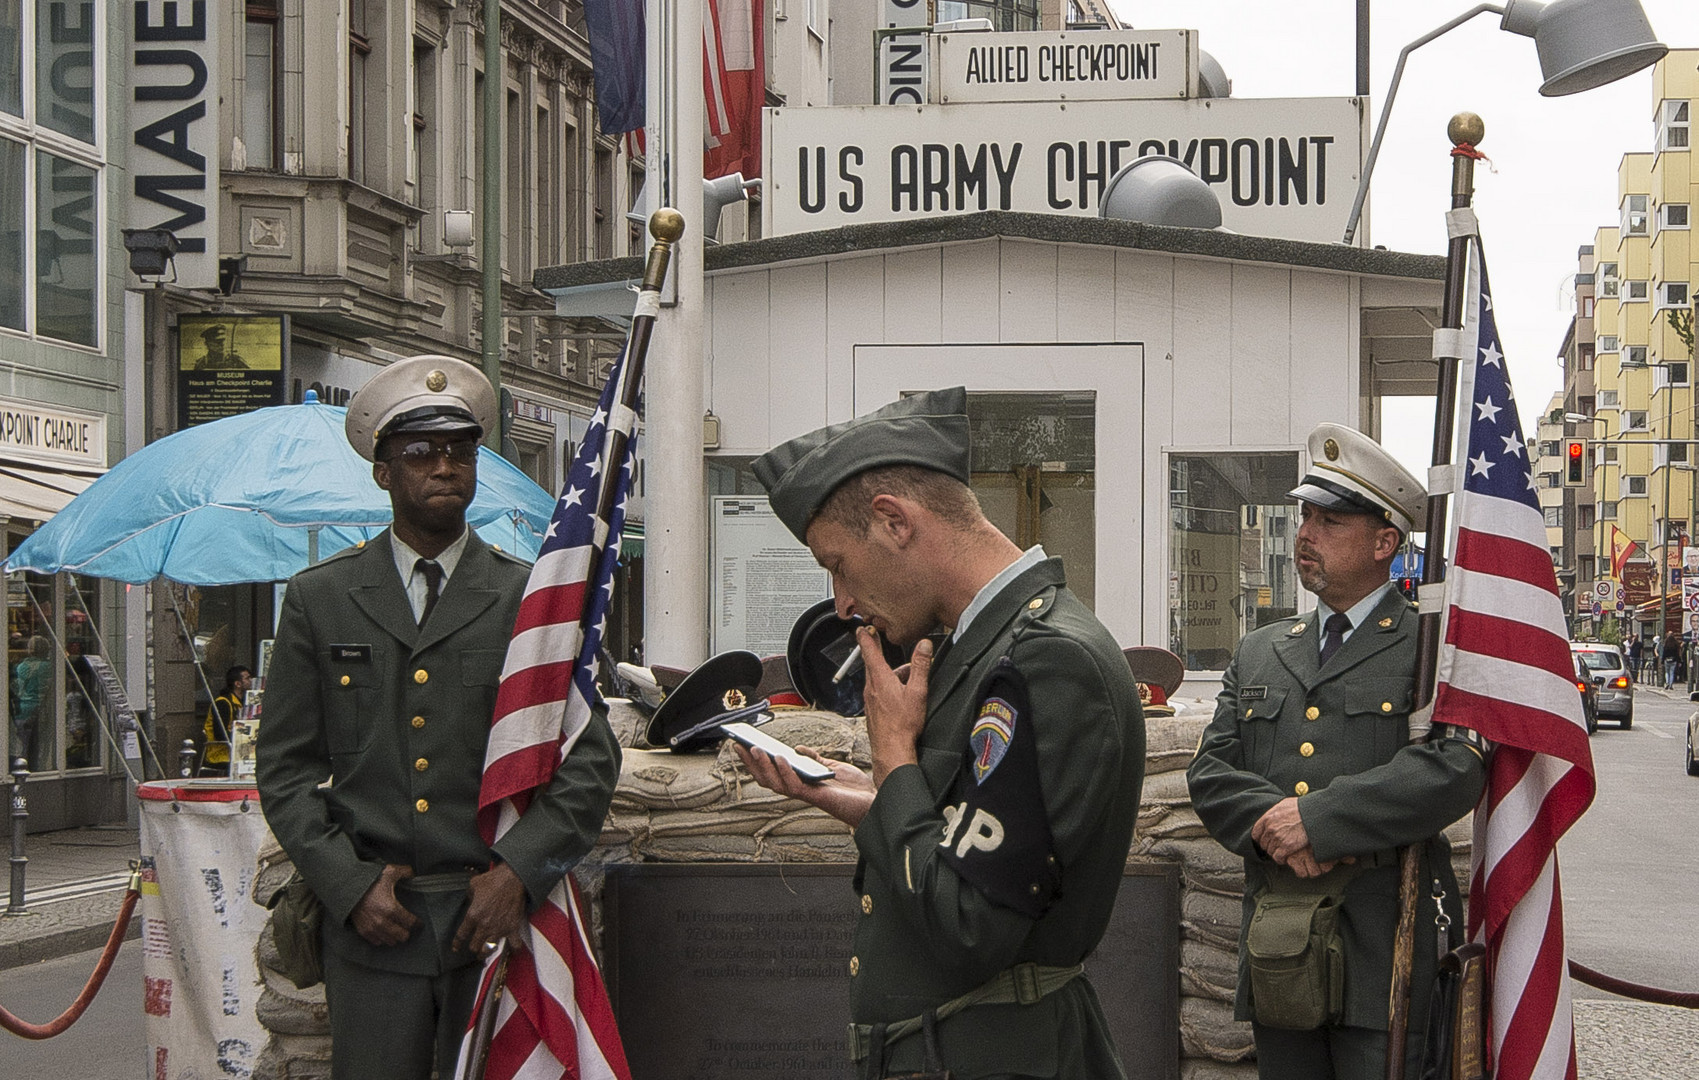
[1448, 111, 1485, 148]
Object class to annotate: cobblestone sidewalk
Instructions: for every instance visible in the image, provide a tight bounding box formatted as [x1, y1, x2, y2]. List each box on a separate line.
[1576, 999, 1699, 1077]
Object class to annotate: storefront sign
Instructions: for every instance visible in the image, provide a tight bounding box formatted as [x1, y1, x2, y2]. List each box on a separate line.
[764, 97, 1363, 243]
[933, 29, 1195, 104]
[877, 0, 929, 105]
[710, 498, 828, 655]
[0, 396, 106, 468]
[126, 0, 221, 289]
[1621, 563, 1656, 606]
[176, 314, 286, 427]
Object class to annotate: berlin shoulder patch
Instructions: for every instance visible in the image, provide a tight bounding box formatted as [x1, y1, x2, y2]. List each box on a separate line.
[939, 656, 1061, 918]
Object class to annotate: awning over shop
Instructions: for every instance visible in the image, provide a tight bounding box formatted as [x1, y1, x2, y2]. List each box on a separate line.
[621, 523, 643, 559]
[0, 458, 103, 521]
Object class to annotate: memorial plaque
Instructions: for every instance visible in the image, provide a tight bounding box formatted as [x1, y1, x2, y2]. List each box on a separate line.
[603, 862, 1178, 1080]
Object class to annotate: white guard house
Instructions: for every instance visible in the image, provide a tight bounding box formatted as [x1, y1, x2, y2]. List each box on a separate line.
[537, 211, 1442, 684]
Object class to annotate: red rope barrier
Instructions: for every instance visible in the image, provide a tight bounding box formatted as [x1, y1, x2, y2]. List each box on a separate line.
[0, 886, 140, 1039]
[1570, 960, 1699, 1009]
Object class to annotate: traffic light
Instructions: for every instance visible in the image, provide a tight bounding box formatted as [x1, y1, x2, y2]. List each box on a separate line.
[1565, 439, 1586, 486]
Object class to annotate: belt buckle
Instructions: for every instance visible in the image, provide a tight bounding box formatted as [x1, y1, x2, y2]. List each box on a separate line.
[1012, 963, 1042, 1004]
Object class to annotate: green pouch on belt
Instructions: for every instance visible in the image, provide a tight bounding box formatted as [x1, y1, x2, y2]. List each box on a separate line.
[266, 871, 325, 991]
[1246, 890, 1344, 1031]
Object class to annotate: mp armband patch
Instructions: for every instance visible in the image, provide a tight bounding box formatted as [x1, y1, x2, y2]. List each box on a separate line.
[938, 656, 1060, 918]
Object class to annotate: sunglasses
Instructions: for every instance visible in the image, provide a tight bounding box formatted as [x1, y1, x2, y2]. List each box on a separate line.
[384, 439, 479, 467]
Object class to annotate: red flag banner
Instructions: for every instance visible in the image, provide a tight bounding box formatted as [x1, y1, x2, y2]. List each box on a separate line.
[704, 0, 764, 180]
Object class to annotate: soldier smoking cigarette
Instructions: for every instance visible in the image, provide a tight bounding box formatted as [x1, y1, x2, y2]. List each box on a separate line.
[831, 642, 865, 684]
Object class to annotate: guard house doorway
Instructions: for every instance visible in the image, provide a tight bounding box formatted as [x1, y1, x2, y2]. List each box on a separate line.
[853, 343, 1143, 644]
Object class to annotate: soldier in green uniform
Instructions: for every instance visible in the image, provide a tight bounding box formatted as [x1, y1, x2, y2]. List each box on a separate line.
[1187, 423, 1487, 1080]
[737, 387, 1146, 1080]
[256, 355, 621, 1080]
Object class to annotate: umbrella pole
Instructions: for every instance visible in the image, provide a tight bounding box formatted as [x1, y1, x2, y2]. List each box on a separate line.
[307, 526, 319, 566]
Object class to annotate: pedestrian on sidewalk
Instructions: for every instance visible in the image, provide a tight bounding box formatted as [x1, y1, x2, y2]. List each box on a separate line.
[1647, 634, 1661, 683]
[1660, 633, 1677, 689]
[1627, 636, 1642, 682]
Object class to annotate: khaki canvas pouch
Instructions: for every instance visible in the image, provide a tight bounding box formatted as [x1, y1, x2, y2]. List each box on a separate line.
[266, 871, 325, 990]
[1247, 890, 1345, 1031]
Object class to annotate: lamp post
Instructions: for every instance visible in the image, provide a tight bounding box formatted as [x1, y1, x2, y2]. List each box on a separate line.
[1342, 0, 1667, 244]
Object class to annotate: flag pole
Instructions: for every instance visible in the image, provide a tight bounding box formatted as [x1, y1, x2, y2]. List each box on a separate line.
[1386, 112, 1484, 1080]
[455, 208, 683, 1080]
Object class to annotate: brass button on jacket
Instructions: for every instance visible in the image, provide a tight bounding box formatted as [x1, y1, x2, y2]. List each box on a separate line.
[849, 956, 860, 976]
[1294, 781, 1310, 796]
[411, 715, 425, 729]
[414, 758, 429, 772]
[415, 798, 429, 813]
[339, 675, 351, 686]
[413, 669, 429, 685]
[861, 894, 873, 914]
[1304, 706, 1320, 720]
[1299, 742, 1315, 758]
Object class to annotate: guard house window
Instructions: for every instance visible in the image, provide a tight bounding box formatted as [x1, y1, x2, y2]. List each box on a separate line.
[1624, 280, 1648, 302]
[969, 392, 1096, 607]
[1661, 204, 1689, 230]
[1169, 452, 1301, 673]
[1623, 194, 1649, 236]
[243, 5, 279, 170]
[1659, 100, 1689, 151]
[1657, 282, 1689, 309]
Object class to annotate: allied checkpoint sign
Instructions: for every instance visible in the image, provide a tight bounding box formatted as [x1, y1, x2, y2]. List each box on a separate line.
[931, 29, 1197, 104]
[763, 96, 1366, 243]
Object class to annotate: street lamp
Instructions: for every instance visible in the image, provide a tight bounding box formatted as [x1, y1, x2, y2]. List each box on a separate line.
[1342, 0, 1667, 244]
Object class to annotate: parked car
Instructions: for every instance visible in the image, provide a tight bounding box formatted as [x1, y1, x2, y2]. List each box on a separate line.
[1571, 642, 1633, 729]
[1573, 654, 1599, 735]
[1688, 693, 1699, 776]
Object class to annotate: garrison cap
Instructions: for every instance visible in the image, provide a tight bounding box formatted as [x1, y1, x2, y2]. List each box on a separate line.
[344, 354, 496, 462]
[1289, 423, 1426, 535]
[751, 387, 972, 543]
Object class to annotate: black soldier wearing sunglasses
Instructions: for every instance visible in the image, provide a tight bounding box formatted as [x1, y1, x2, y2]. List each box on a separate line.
[257, 355, 621, 1080]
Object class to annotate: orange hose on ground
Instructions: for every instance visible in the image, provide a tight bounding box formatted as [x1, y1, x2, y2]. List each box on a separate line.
[0, 886, 140, 1039]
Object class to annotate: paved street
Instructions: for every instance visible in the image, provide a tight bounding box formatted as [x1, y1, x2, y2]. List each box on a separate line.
[1561, 684, 1699, 1077]
[0, 940, 140, 1078]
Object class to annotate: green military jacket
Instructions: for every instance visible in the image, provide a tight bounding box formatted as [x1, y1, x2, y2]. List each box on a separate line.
[1186, 589, 1485, 1031]
[256, 531, 622, 976]
[851, 559, 1146, 1078]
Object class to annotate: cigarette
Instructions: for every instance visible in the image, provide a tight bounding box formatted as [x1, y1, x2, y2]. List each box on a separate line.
[831, 643, 865, 684]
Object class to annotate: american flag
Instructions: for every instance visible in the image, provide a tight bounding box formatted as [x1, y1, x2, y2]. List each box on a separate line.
[1429, 241, 1596, 1080]
[457, 353, 637, 1080]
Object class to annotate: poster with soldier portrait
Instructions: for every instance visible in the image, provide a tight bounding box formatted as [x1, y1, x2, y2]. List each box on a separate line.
[176, 314, 286, 428]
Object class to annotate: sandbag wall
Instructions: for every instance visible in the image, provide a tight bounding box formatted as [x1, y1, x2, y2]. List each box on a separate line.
[248, 701, 1471, 1080]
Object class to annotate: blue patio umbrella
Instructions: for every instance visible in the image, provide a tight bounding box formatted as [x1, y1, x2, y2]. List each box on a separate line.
[5, 393, 556, 585]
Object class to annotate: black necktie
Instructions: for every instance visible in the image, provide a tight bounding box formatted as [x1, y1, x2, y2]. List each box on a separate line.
[416, 559, 443, 627]
[1319, 612, 1352, 665]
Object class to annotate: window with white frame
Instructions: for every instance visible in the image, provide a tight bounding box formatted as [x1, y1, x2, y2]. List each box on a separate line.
[1625, 280, 1649, 302]
[1598, 335, 1620, 353]
[0, 3, 102, 349]
[1623, 475, 1648, 496]
[1627, 410, 1649, 430]
[1659, 99, 1689, 151]
[1599, 389, 1619, 408]
[1655, 360, 1689, 387]
[1603, 445, 1619, 463]
[1657, 281, 1689, 309]
[1623, 194, 1650, 236]
[1657, 441, 1690, 466]
[1626, 345, 1648, 366]
[1600, 261, 1619, 297]
[1600, 500, 1618, 520]
[1544, 506, 1563, 527]
[242, 4, 279, 170]
[1661, 203, 1689, 230]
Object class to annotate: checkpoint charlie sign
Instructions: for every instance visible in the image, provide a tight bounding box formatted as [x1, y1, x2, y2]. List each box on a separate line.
[763, 97, 1365, 243]
[933, 29, 1197, 103]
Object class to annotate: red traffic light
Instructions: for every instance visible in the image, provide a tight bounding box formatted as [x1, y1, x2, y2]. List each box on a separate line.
[1567, 441, 1584, 460]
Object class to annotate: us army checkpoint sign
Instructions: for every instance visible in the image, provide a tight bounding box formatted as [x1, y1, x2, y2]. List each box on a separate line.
[763, 96, 1365, 244]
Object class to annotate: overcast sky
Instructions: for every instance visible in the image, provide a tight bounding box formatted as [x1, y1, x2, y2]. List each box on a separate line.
[1109, 0, 1696, 469]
